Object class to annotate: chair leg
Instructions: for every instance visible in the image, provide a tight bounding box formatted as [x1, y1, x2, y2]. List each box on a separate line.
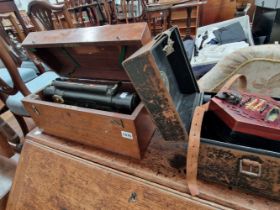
[0, 128, 14, 158]
[14, 114, 29, 136]
[0, 194, 8, 210]
[0, 117, 20, 144]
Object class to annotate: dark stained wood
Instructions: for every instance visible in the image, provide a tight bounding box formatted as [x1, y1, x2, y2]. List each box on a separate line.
[24, 128, 280, 210]
[0, 128, 13, 158]
[23, 22, 151, 47]
[200, 0, 236, 26]
[0, 36, 30, 96]
[23, 93, 156, 159]
[27, 0, 74, 31]
[0, 32, 46, 136]
[200, 0, 255, 25]
[114, 0, 144, 24]
[7, 140, 221, 210]
[0, 194, 8, 210]
[146, 5, 171, 36]
[0, 13, 46, 74]
[0, 14, 25, 42]
[66, 1, 106, 27]
[146, 0, 206, 37]
[0, 36, 30, 138]
[170, 0, 207, 37]
[22, 23, 151, 81]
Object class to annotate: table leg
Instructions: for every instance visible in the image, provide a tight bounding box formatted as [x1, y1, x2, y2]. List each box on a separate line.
[184, 6, 193, 40]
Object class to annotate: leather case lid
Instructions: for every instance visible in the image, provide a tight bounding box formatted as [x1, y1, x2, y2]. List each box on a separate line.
[22, 23, 151, 81]
[123, 27, 202, 141]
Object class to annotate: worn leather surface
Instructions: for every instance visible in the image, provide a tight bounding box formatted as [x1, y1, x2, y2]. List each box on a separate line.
[198, 44, 280, 97]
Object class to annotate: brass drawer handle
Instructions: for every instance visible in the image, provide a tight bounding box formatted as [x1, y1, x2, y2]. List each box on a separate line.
[239, 159, 262, 177]
[128, 192, 137, 203]
[32, 105, 40, 116]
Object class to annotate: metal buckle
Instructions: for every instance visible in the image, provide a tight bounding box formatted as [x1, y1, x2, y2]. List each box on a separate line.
[239, 159, 262, 177]
[163, 36, 174, 56]
[162, 30, 174, 56]
[32, 105, 40, 116]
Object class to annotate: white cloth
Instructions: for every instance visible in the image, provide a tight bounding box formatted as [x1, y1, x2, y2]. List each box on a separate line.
[191, 41, 249, 66]
[194, 28, 217, 50]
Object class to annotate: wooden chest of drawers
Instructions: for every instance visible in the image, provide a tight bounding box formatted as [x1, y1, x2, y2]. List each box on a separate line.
[7, 140, 219, 210]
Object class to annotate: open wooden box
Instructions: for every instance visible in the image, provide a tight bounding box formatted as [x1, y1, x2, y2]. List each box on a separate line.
[22, 23, 156, 159]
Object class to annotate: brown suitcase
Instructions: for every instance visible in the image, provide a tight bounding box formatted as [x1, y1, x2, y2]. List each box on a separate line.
[22, 23, 156, 159]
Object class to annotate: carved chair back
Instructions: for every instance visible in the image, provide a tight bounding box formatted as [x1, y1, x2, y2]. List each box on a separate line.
[27, 0, 74, 31]
[0, 14, 45, 74]
[114, 0, 144, 23]
[65, 0, 109, 26]
[0, 36, 30, 97]
[0, 35, 39, 136]
[0, 14, 27, 67]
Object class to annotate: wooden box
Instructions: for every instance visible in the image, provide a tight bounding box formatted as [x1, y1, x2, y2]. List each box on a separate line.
[22, 23, 156, 159]
[123, 26, 203, 142]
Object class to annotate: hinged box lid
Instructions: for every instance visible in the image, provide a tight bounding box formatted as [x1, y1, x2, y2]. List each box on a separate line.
[123, 27, 202, 141]
[22, 23, 151, 81]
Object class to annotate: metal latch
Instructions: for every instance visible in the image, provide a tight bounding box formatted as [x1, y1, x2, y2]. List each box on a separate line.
[128, 192, 137, 203]
[52, 95, 64, 104]
[32, 105, 40, 116]
[162, 30, 174, 56]
[111, 119, 124, 128]
[239, 159, 262, 177]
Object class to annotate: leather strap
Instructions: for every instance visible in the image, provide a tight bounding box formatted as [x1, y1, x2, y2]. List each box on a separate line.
[220, 74, 247, 92]
[186, 74, 247, 196]
[186, 103, 208, 196]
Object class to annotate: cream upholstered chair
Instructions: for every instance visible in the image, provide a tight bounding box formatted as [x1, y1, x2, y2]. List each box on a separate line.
[198, 44, 280, 97]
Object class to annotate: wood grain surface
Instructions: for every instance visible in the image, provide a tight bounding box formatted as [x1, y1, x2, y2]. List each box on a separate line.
[23, 93, 155, 159]
[25, 128, 280, 210]
[7, 140, 221, 210]
[22, 23, 151, 48]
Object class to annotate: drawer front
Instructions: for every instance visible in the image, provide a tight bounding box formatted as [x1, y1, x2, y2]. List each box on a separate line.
[7, 141, 218, 210]
[198, 142, 280, 201]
